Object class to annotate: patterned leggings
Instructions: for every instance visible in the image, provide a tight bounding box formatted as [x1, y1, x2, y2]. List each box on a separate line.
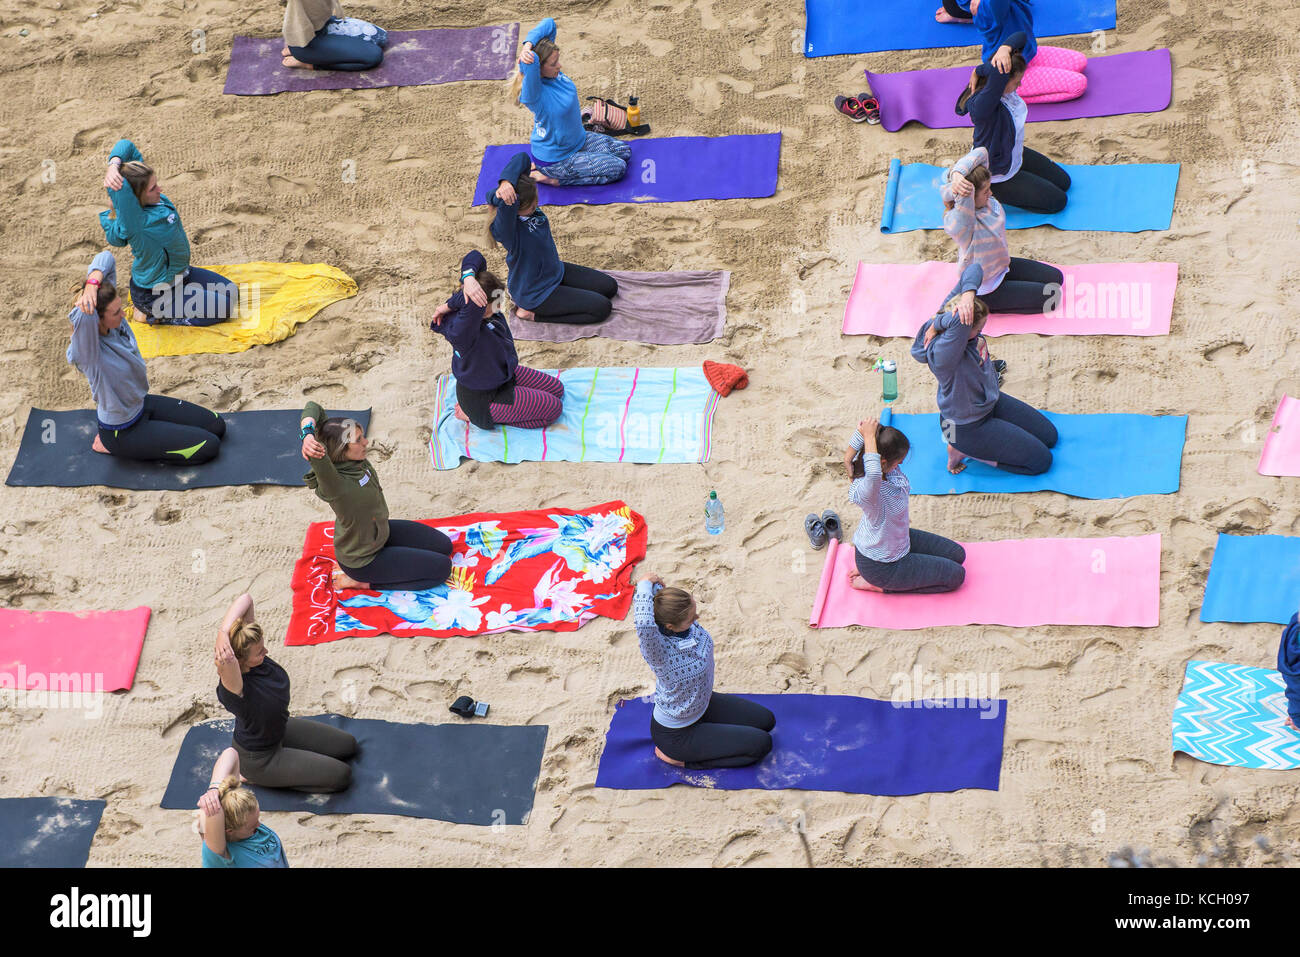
[537, 132, 632, 186]
[1019, 46, 1088, 104]
[491, 366, 565, 429]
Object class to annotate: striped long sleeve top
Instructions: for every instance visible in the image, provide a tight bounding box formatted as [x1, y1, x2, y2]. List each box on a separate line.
[848, 432, 912, 562]
[942, 147, 1010, 296]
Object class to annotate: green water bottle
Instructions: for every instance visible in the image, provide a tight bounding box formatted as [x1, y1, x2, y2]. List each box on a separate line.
[875, 358, 898, 402]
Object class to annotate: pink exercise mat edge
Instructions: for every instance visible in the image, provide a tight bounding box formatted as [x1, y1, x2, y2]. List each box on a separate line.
[842, 261, 1178, 338]
[1259, 394, 1300, 476]
[0, 606, 152, 693]
[810, 535, 1161, 630]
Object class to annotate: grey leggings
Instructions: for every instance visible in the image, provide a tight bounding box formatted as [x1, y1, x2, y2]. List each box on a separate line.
[235, 718, 357, 793]
[650, 693, 776, 769]
[855, 529, 967, 594]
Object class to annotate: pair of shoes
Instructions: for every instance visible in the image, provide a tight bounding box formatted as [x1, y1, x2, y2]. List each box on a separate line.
[805, 510, 843, 549]
[834, 94, 881, 125]
[993, 358, 1007, 384]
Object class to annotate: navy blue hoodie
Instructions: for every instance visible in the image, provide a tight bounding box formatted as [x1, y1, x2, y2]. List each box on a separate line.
[1276, 613, 1300, 725]
[488, 152, 565, 310]
[963, 31, 1027, 178]
[432, 249, 518, 391]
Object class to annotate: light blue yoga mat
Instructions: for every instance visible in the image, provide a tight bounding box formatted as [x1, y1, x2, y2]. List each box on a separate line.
[1200, 534, 1300, 624]
[804, 0, 1116, 57]
[1172, 661, 1300, 770]
[880, 158, 1180, 233]
[428, 367, 723, 469]
[883, 408, 1186, 498]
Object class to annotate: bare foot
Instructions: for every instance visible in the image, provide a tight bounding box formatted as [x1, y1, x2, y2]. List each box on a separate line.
[280, 46, 290, 56]
[282, 55, 312, 69]
[848, 569, 884, 593]
[654, 747, 686, 767]
[528, 169, 559, 186]
[331, 567, 369, 591]
[91, 434, 110, 454]
[934, 7, 966, 22]
[947, 444, 968, 474]
[453, 403, 469, 423]
[515, 308, 535, 321]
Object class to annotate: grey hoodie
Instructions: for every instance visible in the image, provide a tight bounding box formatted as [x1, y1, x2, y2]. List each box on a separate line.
[910, 263, 1000, 426]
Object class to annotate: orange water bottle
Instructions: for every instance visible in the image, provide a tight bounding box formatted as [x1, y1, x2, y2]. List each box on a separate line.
[627, 95, 641, 127]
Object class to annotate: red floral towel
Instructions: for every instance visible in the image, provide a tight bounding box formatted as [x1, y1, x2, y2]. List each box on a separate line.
[287, 501, 647, 645]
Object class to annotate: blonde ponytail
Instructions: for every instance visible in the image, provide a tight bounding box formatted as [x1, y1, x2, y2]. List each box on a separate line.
[217, 775, 259, 833]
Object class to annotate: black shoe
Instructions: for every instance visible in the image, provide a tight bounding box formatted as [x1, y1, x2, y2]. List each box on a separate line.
[993, 359, 1007, 384]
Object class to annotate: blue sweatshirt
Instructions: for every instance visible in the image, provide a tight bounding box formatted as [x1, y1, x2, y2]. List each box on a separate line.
[520, 18, 586, 165]
[98, 139, 192, 290]
[66, 251, 150, 429]
[965, 32, 1028, 178]
[910, 263, 1001, 426]
[432, 250, 519, 390]
[1277, 614, 1300, 725]
[488, 152, 565, 310]
[976, 0, 1037, 63]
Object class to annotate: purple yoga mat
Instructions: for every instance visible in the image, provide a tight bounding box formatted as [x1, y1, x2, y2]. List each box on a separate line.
[595, 694, 1006, 795]
[223, 24, 519, 95]
[472, 133, 782, 207]
[506, 270, 730, 344]
[867, 49, 1172, 132]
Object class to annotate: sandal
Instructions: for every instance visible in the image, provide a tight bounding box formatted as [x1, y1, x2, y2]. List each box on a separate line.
[835, 95, 869, 123]
[821, 509, 843, 542]
[855, 93, 881, 125]
[805, 513, 829, 550]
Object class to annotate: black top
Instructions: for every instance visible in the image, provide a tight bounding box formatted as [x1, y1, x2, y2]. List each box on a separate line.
[216, 658, 291, 752]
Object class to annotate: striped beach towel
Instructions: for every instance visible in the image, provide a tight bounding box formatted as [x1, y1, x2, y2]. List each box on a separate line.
[428, 366, 723, 470]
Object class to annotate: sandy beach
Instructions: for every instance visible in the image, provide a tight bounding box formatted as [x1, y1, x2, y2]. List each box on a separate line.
[2, 0, 1300, 866]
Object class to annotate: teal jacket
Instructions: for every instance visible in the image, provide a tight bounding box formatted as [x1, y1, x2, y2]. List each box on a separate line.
[98, 139, 191, 290]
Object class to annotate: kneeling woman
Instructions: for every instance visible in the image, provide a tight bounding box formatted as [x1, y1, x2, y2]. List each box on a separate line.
[844, 416, 967, 594]
[911, 274, 1058, 475]
[280, 0, 387, 71]
[300, 399, 454, 590]
[214, 592, 357, 792]
[635, 573, 776, 769]
[100, 138, 237, 326]
[198, 748, 288, 868]
[488, 152, 618, 325]
[431, 250, 565, 430]
[68, 250, 225, 464]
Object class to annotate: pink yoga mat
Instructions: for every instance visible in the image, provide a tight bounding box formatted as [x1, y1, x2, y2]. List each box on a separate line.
[842, 262, 1177, 338]
[1259, 395, 1300, 476]
[0, 607, 151, 692]
[809, 535, 1160, 630]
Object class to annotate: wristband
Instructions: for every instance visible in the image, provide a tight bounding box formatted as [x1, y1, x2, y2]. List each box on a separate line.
[85, 278, 100, 287]
[300, 424, 315, 439]
[109, 156, 123, 167]
[461, 271, 475, 280]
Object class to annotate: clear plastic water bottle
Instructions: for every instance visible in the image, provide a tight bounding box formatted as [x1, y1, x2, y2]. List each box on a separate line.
[704, 490, 724, 535]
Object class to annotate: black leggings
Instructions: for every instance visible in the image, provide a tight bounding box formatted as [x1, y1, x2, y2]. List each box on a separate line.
[990, 147, 1071, 214]
[532, 262, 617, 325]
[941, 0, 974, 19]
[650, 693, 776, 769]
[98, 394, 224, 464]
[980, 258, 1064, 314]
[236, 718, 357, 793]
[340, 519, 454, 591]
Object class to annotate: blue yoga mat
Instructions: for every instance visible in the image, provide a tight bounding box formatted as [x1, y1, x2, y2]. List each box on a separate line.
[0, 798, 105, 867]
[880, 158, 1180, 233]
[471, 133, 781, 207]
[805, 0, 1116, 57]
[596, 694, 1006, 795]
[884, 409, 1186, 498]
[160, 716, 547, 825]
[1201, 534, 1300, 624]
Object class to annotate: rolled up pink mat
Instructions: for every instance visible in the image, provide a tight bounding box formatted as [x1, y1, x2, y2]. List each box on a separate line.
[1259, 395, 1300, 476]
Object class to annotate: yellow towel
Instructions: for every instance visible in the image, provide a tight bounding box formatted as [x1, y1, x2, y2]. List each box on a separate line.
[127, 262, 357, 358]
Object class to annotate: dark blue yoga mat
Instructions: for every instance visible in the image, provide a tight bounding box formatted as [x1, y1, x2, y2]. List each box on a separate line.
[596, 694, 1006, 795]
[5, 408, 369, 490]
[160, 716, 547, 825]
[1201, 534, 1300, 624]
[880, 158, 1180, 233]
[471, 133, 781, 207]
[805, 0, 1116, 57]
[886, 409, 1186, 498]
[0, 798, 105, 867]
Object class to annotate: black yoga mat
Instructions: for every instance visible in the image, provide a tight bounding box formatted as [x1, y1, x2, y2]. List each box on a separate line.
[160, 716, 547, 825]
[6, 408, 370, 490]
[0, 797, 105, 867]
